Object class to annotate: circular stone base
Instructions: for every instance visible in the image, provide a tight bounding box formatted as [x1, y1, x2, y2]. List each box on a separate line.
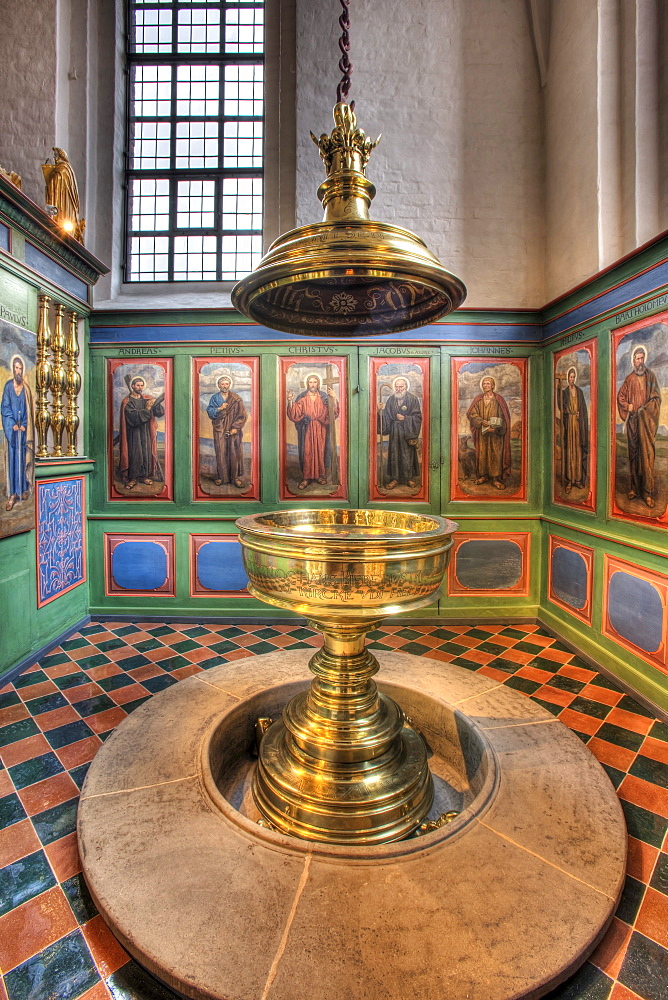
[78, 652, 626, 1000]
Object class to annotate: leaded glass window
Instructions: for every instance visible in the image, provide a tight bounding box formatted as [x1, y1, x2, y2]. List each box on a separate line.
[125, 0, 264, 282]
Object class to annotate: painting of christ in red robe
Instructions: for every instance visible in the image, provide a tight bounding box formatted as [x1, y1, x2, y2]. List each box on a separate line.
[280, 357, 347, 500]
[108, 359, 173, 500]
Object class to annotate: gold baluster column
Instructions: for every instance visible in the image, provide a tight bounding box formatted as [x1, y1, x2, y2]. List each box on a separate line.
[65, 311, 81, 456]
[50, 302, 66, 457]
[35, 294, 52, 458]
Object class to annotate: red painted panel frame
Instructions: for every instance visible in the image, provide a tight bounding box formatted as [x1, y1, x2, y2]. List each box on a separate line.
[450, 357, 528, 502]
[447, 531, 531, 596]
[601, 553, 668, 673]
[189, 534, 252, 598]
[107, 357, 174, 501]
[104, 532, 175, 597]
[192, 357, 260, 501]
[368, 356, 430, 502]
[35, 476, 87, 608]
[552, 337, 597, 512]
[547, 534, 593, 626]
[610, 312, 668, 527]
[279, 355, 348, 501]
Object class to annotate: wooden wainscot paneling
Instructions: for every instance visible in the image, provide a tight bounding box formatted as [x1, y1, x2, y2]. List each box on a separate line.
[192, 357, 260, 501]
[107, 357, 173, 501]
[450, 357, 527, 501]
[279, 355, 347, 501]
[190, 534, 251, 598]
[547, 535, 593, 625]
[602, 554, 668, 674]
[36, 476, 86, 607]
[611, 311, 668, 526]
[369, 356, 430, 502]
[447, 532, 530, 596]
[552, 338, 597, 512]
[105, 533, 175, 597]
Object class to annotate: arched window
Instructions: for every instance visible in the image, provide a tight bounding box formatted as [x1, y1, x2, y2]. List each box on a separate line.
[125, 0, 265, 283]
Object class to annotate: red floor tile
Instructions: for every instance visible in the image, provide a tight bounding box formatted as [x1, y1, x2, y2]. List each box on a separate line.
[534, 685, 575, 709]
[42, 662, 77, 679]
[0, 884, 78, 973]
[17, 771, 80, 816]
[606, 708, 654, 737]
[0, 733, 52, 768]
[224, 648, 255, 660]
[108, 683, 149, 706]
[578, 684, 623, 708]
[0, 818, 41, 868]
[639, 736, 668, 766]
[69, 645, 99, 662]
[477, 666, 509, 683]
[44, 831, 81, 882]
[78, 980, 113, 1000]
[502, 648, 534, 665]
[587, 736, 636, 773]
[421, 649, 456, 663]
[0, 704, 30, 727]
[172, 664, 204, 680]
[86, 663, 124, 681]
[539, 647, 577, 664]
[610, 982, 643, 1000]
[127, 665, 162, 682]
[589, 916, 633, 978]
[54, 735, 102, 770]
[462, 649, 495, 665]
[183, 646, 218, 663]
[105, 647, 135, 662]
[559, 663, 597, 681]
[65, 682, 105, 705]
[618, 773, 668, 819]
[626, 837, 659, 884]
[558, 708, 602, 736]
[82, 915, 131, 978]
[17, 681, 58, 703]
[86, 708, 128, 734]
[35, 705, 81, 732]
[515, 665, 554, 684]
[634, 886, 668, 948]
[0, 770, 13, 797]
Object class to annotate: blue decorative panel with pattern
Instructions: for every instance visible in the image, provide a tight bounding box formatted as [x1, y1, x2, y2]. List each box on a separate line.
[37, 478, 85, 606]
[0, 222, 9, 252]
[551, 547, 587, 610]
[608, 571, 663, 654]
[24, 243, 88, 301]
[455, 539, 522, 591]
[197, 541, 248, 593]
[111, 541, 168, 592]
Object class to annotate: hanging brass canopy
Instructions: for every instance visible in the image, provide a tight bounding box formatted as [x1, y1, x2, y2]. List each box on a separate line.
[232, 103, 466, 337]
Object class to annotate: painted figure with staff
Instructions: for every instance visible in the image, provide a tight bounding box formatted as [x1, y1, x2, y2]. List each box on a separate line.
[377, 375, 422, 489]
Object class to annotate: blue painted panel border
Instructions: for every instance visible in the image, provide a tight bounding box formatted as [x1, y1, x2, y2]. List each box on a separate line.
[24, 242, 88, 301]
[36, 477, 86, 607]
[89, 321, 543, 344]
[0, 223, 9, 252]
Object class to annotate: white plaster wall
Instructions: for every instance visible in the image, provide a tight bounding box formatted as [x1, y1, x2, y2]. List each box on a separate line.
[295, 0, 545, 309]
[0, 0, 59, 203]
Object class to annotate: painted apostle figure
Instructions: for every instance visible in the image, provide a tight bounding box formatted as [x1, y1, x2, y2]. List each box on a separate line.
[617, 346, 661, 508]
[118, 376, 165, 489]
[377, 376, 422, 489]
[287, 374, 339, 490]
[466, 375, 512, 490]
[561, 367, 589, 494]
[1, 356, 34, 510]
[206, 375, 247, 488]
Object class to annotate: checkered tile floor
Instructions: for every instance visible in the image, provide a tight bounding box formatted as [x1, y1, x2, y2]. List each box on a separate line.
[0, 621, 667, 1000]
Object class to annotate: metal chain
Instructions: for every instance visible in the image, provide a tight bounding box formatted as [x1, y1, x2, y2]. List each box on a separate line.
[336, 0, 353, 107]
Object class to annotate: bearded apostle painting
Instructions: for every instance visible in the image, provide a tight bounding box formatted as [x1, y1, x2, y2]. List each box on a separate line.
[108, 359, 172, 500]
[370, 358, 429, 501]
[193, 358, 258, 500]
[612, 313, 668, 525]
[553, 339, 596, 511]
[0, 319, 36, 538]
[451, 358, 526, 501]
[281, 357, 347, 500]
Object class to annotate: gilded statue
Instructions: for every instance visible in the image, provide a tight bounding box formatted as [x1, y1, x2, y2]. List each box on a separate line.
[0, 165, 22, 189]
[42, 148, 85, 243]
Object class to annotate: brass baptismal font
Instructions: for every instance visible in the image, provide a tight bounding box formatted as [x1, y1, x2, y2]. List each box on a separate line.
[237, 510, 458, 843]
[232, 3, 466, 844]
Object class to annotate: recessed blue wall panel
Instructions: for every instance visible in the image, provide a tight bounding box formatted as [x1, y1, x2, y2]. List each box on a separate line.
[551, 547, 587, 610]
[0, 223, 9, 252]
[197, 541, 248, 592]
[24, 242, 88, 301]
[112, 541, 167, 591]
[608, 571, 663, 654]
[455, 540, 522, 591]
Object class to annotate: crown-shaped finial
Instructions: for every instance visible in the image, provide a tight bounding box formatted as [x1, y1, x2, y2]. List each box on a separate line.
[310, 103, 381, 176]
